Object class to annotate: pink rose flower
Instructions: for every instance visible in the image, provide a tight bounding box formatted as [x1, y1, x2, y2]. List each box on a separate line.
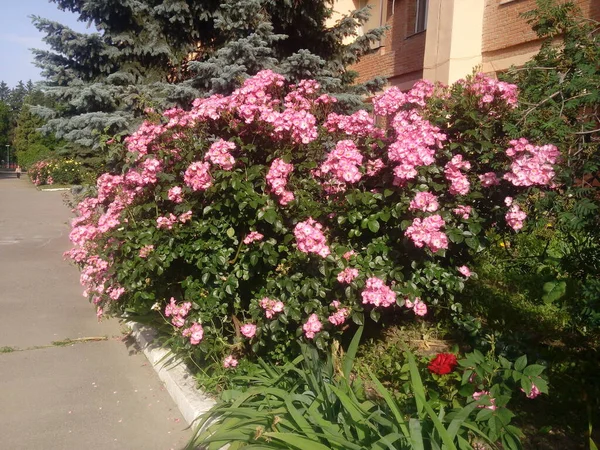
[303, 313, 322, 339]
[361, 277, 396, 308]
[168, 186, 184, 203]
[182, 322, 204, 345]
[223, 355, 238, 368]
[259, 297, 284, 319]
[243, 231, 264, 244]
[405, 297, 428, 316]
[240, 323, 257, 338]
[458, 265, 472, 277]
[337, 267, 359, 284]
[139, 244, 154, 258]
[413, 298, 428, 316]
[342, 250, 356, 260]
[521, 383, 541, 399]
[473, 391, 497, 410]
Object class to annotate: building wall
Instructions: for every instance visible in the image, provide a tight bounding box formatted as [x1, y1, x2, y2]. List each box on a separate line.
[482, 0, 600, 73]
[350, 0, 427, 90]
[342, 0, 600, 87]
[423, 0, 485, 84]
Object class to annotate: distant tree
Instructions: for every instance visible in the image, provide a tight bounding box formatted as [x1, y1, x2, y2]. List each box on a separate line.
[13, 91, 63, 168]
[8, 81, 29, 115]
[0, 101, 11, 151]
[0, 82, 10, 103]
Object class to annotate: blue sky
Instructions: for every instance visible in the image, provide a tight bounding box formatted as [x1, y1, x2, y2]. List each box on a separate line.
[0, 1, 90, 87]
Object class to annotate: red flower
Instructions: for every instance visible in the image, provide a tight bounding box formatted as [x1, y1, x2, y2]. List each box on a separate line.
[428, 353, 458, 375]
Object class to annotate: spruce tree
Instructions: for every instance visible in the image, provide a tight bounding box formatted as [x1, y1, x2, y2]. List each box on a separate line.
[32, 0, 386, 155]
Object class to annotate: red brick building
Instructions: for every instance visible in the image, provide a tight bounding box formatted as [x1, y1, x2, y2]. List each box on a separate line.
[330, 0, 600, 89]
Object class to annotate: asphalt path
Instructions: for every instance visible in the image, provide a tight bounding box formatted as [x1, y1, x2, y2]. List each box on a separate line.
[0, 177, 190, 449]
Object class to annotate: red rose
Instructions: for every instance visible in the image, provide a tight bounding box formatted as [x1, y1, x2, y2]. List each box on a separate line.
[428, 353, 458, 375]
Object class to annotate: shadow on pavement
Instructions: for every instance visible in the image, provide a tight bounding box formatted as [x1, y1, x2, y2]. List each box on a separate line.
[0, 171, 25, 180]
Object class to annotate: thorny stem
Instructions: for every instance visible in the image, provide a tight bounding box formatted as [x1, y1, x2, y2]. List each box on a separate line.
[229, 232, 246, 265]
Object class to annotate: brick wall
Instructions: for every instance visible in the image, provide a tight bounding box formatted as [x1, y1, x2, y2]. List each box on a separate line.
[351, 0, 600, 85]
[351, 0, 426, 88]
[482, 0, 600, 64]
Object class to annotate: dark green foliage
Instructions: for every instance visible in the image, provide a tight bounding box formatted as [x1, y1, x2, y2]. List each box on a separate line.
[13, 105, 61, 169]
[0, 82, 10, 103]
[7, 81, 31, 115]
[497, 0, 600, 337]
[502, 0, 599, 232]
[0, 79, 36, 162]
[0, 102, 11, 149]
[188, 330, 540, 450]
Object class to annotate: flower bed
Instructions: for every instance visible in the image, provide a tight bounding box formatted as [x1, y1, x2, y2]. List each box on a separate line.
[28, 158, 83, 186]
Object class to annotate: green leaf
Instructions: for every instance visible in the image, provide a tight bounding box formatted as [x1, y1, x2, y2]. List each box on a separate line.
[226, 227, 235, 238]
[407, 352, 426, 416]
[523, 364, 545, 377]
[368, 369, 410, 437]
[263, 432, 331, 450]
[468, 222, 482, 235]
[520, 376, 533, 395]
[409, 418, 425, 450]
[351, 312, 363, 325]
[283, 396, 319, 441]
[372, 433, 404, 450]
[343, 325, 363, 379]
[369, 308, 381, 322]
[496, 406, 515, 426]
[368, 219, 380, 233]
[514, 355, 527, 372]
[542, 280, 566, 304]
[446, 402, 478, 439]
[447, 228, 464, 244]
[465, 237, 480, 250]
[475, 408, 493, 422]
[263, 208, 277, 224]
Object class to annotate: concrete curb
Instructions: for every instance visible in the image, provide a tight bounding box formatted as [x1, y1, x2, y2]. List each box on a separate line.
[127, 322, 216, 427]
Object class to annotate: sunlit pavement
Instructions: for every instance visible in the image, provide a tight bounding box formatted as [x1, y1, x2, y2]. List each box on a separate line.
[0, 178, 190, 449]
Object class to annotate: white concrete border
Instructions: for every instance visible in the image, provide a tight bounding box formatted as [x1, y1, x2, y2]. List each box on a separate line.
[127, 322, 216, 426]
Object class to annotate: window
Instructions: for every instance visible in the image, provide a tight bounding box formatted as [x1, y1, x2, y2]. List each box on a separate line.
[415, 0, 428, 33]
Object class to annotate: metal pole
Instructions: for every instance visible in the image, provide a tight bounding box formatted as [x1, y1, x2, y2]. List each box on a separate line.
[5, 145, 8, 169]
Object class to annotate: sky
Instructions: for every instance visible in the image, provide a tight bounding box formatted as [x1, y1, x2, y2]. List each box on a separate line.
[0, 1, 90, 87]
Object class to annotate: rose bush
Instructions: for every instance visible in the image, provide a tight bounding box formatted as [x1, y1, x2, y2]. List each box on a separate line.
[65, 70, 559, 367]
[28, 158, 83, 186]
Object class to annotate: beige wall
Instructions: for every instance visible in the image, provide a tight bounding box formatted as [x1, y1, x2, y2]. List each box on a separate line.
[327, 0, 357, 28]
[327, 0, 360, 45]
[423, 0, 485, 84]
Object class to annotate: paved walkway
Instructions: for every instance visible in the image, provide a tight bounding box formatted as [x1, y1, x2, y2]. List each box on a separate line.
[0, 177, 190, 449]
